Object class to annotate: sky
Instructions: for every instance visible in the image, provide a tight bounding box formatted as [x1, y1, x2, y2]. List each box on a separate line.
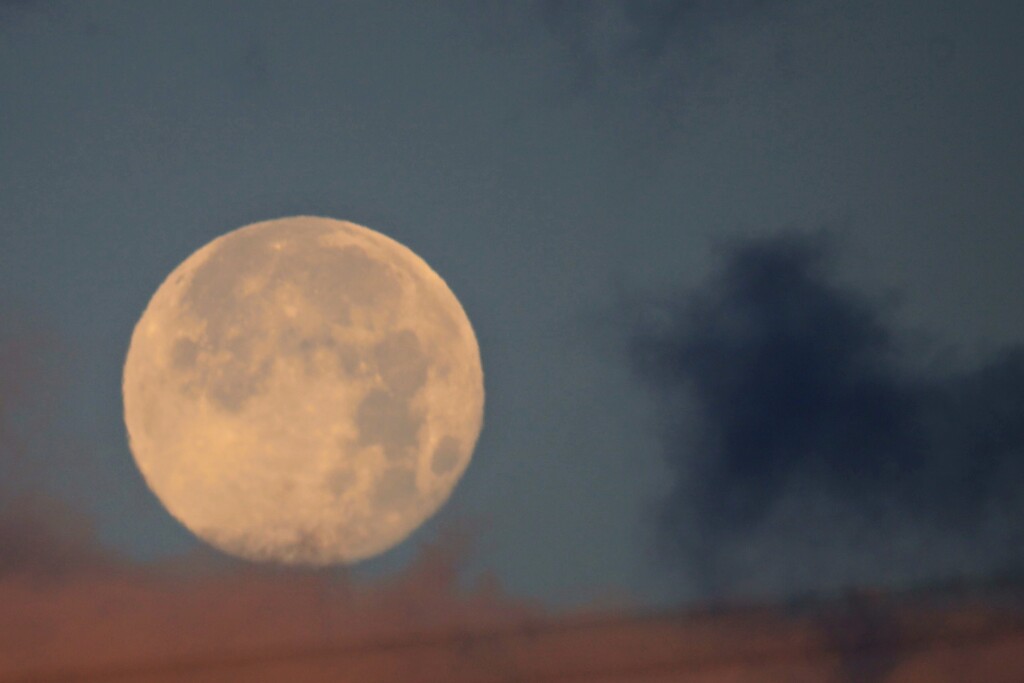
[2, 0, 1024, 640]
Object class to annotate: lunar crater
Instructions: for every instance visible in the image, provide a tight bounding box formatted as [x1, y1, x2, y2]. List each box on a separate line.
[431, 436, 463, 476]
[354, 387, 425, 463]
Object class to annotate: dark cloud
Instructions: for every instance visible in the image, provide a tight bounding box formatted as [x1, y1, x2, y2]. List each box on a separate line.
[631, 232, 1024, 595]
[470, 0, 793, 145]
[539, 0, 779, 65]
[527, 0, 786, 105]
[472, 0, 785, 97]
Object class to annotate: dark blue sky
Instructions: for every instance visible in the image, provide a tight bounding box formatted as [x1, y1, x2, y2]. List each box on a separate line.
[2, 0, 1023, 608]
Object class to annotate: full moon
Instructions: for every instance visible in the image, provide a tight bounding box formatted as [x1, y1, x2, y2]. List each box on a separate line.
[122, 216, 483, 565]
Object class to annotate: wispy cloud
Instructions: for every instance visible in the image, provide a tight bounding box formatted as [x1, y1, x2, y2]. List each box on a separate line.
[0, 501, 540, 681]
[538, 0, 781, 66]
[0, 504, 1019, 683]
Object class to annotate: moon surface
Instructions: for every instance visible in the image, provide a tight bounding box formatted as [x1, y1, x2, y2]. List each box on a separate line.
[122, 216, 484, 565]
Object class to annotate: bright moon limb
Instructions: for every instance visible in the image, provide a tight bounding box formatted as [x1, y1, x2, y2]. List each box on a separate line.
[122, 217, 484, 565]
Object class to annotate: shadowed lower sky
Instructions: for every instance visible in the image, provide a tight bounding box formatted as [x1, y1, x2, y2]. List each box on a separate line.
[0, 497, 1021, 682]
[1, 0, 1023, 613]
